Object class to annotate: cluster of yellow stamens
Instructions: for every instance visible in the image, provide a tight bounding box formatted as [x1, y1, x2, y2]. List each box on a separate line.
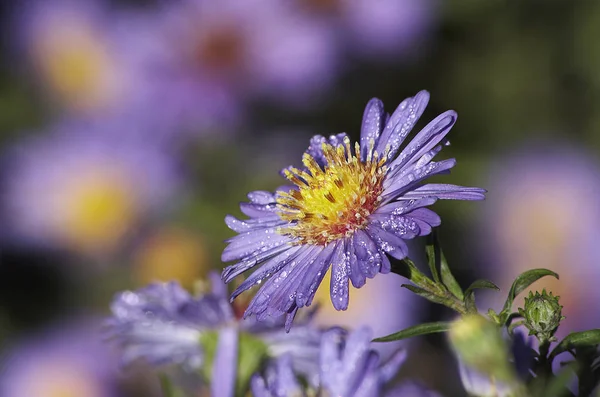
[276, 136, 388, 245]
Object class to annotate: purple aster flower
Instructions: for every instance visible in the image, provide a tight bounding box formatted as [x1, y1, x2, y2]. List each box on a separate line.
[251, 327, 440, 397]
[106, 273, 322, 395]
[13, 0, 238, 137]
[0, 320, 119, 397]
[2, 121, 179, 257]
[222, 91, 486, 327]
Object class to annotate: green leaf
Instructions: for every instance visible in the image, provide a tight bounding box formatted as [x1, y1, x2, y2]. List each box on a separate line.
[550, 329, 600, 359]
[464, 279, 499, 313]
[373, 321, 451, 342]
[402, 284, 451, 307]
[499, 268, 559, 322]
[439, 250, 464, 300]
[425, 242, 441, 284]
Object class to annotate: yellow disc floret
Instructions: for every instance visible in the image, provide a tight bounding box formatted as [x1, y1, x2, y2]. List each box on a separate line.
[276, 136, 387, 245]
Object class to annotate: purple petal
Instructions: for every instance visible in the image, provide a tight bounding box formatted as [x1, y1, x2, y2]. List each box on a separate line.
[360, 98, 386, 161]
[374, 197, 437, 216]
[229, 246, 304, 300]
[224, 214, 285, 233]
[239, 202, 280, 218]
[405, 208, 441, 230]
[347, 237, 366, 288]
[297, 243, 336, 307]
[330, 241, 350, 311]
[247, 190, 277, 204]
[353, 230, 384, 278]
[366, 225, 409, 260]
[375, 91, 430, 159]
[403, 184, 486, 201]
[211, 326, 238, 397]
[387, 110, 456, 175]
[305, 133, 348, 168]
[381, 159, 457, 203]
[222, 227, 291, 263]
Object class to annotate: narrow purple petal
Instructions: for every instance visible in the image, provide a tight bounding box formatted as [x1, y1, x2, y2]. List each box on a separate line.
[353, 229, 384, 279]
[403, 184, 486, 200]
[360, 98, 386, 161]
[239, 202, 280, 218]
[224, 214, 285, 233]
[379, 350, 407, 383]
[229, 246, 304, 300]
[247, 190, 277, 204]
[381, 159, 457, 203]
[375, 90, 430, 159]
[374, 197, 437, 216]
[222, 228, 291, 263]
[347, 237, 366, 288]
[211, 326, 238, 397]
[330, 241, 350, 311]
[222, 242, 294, 283]
[405, 208, 441, 230]
[366, 225, 409, 260]
[387, 110, 456, 175]
[297, 243, 336, 307]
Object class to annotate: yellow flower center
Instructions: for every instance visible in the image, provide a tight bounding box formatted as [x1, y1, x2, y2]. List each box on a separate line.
[60, 168, 136, 253]
[33, 23, 116, 111]
[276, 136, 387, 245]
[133, 228, 209, 289]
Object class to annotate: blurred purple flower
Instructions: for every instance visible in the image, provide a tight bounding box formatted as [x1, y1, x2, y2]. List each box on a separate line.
[149, 0, 339, 107]
[252, 327, 439, 397]
[292, 0, 438, 59]
[0, 321, 119, 397]
[2, 122, 180, 256]
[14, 0, 237, 138]
[480, 144, 600, 335]
[106, 273, 322, 395]
[311, 260, 421, 359]
[222, 91, 485, 328]
[455, 330, 534, 397]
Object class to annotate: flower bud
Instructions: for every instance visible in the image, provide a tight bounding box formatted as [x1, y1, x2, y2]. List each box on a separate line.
[518, 289, 564, 343]
[448, 315, 513, 382]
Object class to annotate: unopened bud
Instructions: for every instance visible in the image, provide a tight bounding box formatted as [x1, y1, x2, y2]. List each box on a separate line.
[518, 289, 564, 343]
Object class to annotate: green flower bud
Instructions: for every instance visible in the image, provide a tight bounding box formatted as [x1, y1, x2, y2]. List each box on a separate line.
[518, 289, 564, 343]
[448, 315, 514, 382]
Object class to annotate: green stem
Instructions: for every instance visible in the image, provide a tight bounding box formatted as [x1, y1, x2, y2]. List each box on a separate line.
[393, 260, 468, 315]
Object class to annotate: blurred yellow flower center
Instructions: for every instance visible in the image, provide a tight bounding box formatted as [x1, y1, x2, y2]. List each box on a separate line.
[277, 137, 386, 245]
[33, 24, 115, 110]
[134, 228, 208, 289]
[31, 365, 102, 397]
[60, 169, 136, 253]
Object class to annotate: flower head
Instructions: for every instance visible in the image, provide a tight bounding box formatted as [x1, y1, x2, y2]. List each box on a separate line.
[0, 321, 119, 397]
[251, 327, 438, 397]
[2, 123, 179, 256]
[222, 91, 485, 328]
[106, 273, 322, 395]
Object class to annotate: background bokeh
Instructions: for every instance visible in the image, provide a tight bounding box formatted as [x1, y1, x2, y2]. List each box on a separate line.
[1, 0, 599, 395]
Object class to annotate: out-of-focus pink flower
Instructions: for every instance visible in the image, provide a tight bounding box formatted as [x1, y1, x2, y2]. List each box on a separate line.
[479, 144, 600, 335]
